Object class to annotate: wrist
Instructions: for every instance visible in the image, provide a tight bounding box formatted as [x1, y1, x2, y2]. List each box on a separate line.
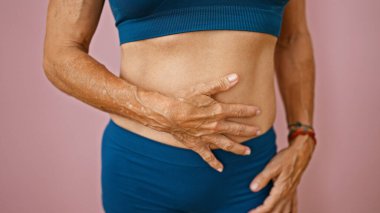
[287, 135, 316, 171]
[289, 134, 316, 151]
[133, 86, 173, 112]
[287, 121, 317, 155]
[131, 86, 174, 131]
[288, 121, 317, 144]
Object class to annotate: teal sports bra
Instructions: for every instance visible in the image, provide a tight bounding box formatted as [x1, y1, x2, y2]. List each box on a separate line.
[108, 0, 289, 45]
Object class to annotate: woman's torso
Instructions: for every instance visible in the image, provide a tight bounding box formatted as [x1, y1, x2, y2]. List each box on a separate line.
[109, 30, 277, 149]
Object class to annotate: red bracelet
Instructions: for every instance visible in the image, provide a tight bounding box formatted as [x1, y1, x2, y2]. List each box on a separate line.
[288, 128, 317, 145]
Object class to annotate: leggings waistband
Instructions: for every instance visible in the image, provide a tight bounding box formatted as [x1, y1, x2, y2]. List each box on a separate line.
[102, 118, 277, 167]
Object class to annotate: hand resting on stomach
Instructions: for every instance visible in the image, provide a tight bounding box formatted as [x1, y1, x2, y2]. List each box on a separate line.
[109, 30, 278, 171]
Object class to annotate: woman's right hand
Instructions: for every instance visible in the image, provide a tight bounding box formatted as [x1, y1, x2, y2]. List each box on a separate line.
[133, 73, 262, 172]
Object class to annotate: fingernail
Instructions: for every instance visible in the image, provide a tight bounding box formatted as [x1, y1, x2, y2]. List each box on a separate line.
[245, 148, 251, 155]
[227, 73, 238, 82]
[256, 109, 261, 115]
[256, 130, 261, 135]
[250, 183, 259, 191]
[217, 167, 223, 172]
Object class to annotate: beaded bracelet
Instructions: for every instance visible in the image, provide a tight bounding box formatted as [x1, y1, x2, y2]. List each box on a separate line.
[288, 121, 313, 131]
[287, 121, 317, 145]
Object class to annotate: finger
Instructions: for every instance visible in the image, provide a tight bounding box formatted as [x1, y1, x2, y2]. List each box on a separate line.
[252, 174, 296, 213]
[192, 73, 240, 96]
[217, 102, 261, 119]
[193, 144, 224, 172]
[206, 120, 261, 137]
[250, 163, 280, 192]
[249, 185, 283, 213]
[200, 134, 251, 156]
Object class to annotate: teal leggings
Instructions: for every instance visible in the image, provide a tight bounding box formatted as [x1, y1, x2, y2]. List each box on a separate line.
[101, 119, 277, 213]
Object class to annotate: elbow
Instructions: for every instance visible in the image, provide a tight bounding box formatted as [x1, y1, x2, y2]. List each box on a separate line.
[42, 51, 60, 86]
[42, 41, 86, 78]
[42, 42, 72, 85]
[42, 40, 76, 83]
[42, 40, 59, 80]
[42, 53, 53, 77]
[42, 44, 70, 92]
[42, 50, 74, 96]
[42, 43, 88, 96]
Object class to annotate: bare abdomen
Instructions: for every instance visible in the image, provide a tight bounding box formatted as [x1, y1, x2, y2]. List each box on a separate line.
[109, 30, 277, 149]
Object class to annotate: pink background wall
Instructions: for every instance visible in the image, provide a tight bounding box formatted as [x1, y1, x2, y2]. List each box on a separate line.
[1, 0, 379, 212]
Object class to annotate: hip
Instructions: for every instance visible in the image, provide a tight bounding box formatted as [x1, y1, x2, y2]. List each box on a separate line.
[101, 118, 278, 212]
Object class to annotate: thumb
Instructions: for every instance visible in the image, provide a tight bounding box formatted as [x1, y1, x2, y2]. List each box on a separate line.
[250, 165, 279, 192]
[192, 73, 239, 96]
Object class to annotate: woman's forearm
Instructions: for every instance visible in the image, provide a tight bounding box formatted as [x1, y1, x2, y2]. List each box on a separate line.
[42, 46, 165, 126]
[274, 32, 316, 126]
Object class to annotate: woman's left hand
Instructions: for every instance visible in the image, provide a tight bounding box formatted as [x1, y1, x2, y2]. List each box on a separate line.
[248, 135, 316, 213]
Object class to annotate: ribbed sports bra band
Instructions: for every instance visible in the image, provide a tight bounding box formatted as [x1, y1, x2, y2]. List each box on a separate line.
[108, 0, 290, 45]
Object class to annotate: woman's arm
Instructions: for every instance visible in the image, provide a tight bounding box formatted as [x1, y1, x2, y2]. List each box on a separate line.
[249, 0, 316, 212]
[275, 0, 316, 128]
[42, 0, 262, 172]
[43, 0, 143, 120]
